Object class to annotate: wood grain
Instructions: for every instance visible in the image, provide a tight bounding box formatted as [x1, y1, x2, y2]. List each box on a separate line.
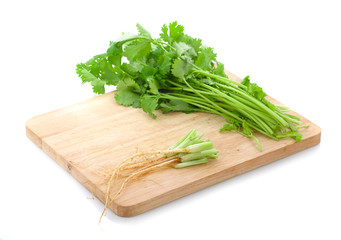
[25, 71, 321, 217]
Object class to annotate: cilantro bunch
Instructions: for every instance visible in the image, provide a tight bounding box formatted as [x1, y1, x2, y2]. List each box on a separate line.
[76, 21, 308, 151]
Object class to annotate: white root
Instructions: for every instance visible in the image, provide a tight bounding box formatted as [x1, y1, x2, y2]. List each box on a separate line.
[107, 157, 179, 206]
[99, 151, 182, 223]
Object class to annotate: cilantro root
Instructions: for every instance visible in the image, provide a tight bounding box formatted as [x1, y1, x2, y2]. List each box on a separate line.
[99, 129, 218, 222]
[76, 21, 308, 151]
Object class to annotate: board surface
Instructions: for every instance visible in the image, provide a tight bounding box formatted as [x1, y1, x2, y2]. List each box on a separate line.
[25, 71, 321, 217]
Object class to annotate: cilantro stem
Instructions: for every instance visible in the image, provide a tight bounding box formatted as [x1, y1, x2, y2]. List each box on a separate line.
[168, 84, 279, 128]
[160, 93, 276, 140]
[249, 135, 262, 151]
[192, 79, 278, 128]
[214, 82, 288, 127]
[182, 78, 236, 119]
[275, 111, 302, 125]
[192, 70, 247, 89]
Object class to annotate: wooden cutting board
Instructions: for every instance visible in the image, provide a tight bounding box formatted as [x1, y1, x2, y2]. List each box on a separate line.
[25, 70, 321, 217]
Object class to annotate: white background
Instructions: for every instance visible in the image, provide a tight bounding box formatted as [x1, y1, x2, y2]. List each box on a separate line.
[1, 0, 340, 239]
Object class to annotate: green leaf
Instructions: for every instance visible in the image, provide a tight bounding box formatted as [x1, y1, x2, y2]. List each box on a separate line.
[102, 67, 120, 85]
[277, 131, 303, 142]
[146, 76, 159, 94]
[82, 53, 108, 78]
[121, 62, 143, 77]
[168, 21, 185, 43]
[154, 74, 166, 88]
[219, 124, 237, 132]
[149, 45, 163, 64]
[114, 89, 141, 108]
[116, 76, 140, 92]
[78, 68, 103, 89]
[76, 63, 88, 82]
[173, 42, 196, 57]
[124, 62, 144, 77]
[212, 62, 227, 77]
[171, 59, 192, 78]
[158, 56, 172, 75]
[248, 83, 267, 100]
[160, 24, 170, 42]
[183, 36, 202, 53]
[160, 100, 197, 113]
[195, 46, 217, 70]
[241, 75, 250, 86]
[241, 76, 267, 101]
[136, 23, 152, 38]
[242, 121, 253, 136]
[141, 95, 159, 118]
[141, 65, 157, 77]
[158, 52, 175, 75]
[124, 40, 152, 60]
[139, 65, 159, 94]
[128, 62, 144, 73]
[91, 78, 106, 94]
[116, 33, 146, 44]
[134, 78, 148, 94]
[159, 21, 185, 43]
[85, 53, 107, 67]
[107, 42, 123, 66]
[76, 55, 114, 94]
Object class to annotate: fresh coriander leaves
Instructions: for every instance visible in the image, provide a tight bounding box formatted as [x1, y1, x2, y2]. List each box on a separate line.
[141, 95, 159, 119]
[76, 21, 307, 150]
[171, 59, 192, 79]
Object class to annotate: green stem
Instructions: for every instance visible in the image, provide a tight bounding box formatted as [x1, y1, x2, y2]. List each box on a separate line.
[215, 82, 288, 127]
[193, 70, 247, 89]
[276, 111, 302, 125]
[181, 149, 219, 162]
[168, 86, 277, 131]
[160, 94, 277, 140]
[192, 79, 276, 132]
[225, 93, 277, 125]
[182, 78, 237, 120]
[170, 129, 196, 150]
[174, 158, 209, 168]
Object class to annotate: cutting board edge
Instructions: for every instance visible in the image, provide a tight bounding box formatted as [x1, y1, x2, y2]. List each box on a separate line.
[26, 124, 42, 148]
[38, 134, 118, 214]
[25, 116, 321, 217]
[25, 122, 116, 213]
[112, 130, 321, 217]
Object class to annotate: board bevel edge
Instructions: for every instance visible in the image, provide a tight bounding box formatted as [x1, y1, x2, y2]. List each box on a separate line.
[26, 120, 321, 217]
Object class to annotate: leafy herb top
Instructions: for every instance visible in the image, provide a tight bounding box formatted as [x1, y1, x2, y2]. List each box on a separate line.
[76, 21, 308, 151]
